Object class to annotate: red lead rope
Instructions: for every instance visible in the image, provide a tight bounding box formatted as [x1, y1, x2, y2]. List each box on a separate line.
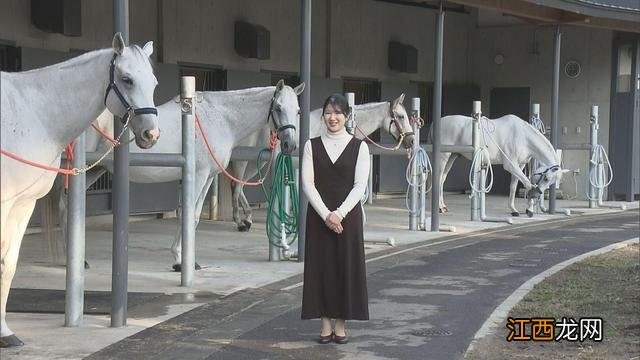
[195, 114, 277, 186]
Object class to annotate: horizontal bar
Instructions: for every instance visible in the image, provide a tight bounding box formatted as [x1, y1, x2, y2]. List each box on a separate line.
[557, 143, 591, 150]
[84, 152, 185, 167]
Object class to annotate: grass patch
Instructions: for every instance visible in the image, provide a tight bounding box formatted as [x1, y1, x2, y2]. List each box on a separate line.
[467, 242, 640, 360]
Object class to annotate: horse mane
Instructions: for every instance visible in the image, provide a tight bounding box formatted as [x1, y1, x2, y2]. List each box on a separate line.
[355, 102, 389, 110]
[15, 48, 112, 74]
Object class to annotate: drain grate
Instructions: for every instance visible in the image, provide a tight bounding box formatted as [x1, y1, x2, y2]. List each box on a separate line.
[411, 328, 452, 337]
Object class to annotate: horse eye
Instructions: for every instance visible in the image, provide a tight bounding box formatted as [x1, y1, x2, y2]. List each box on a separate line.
[122, 77, 133, 85]
[275, 105, 282, 112]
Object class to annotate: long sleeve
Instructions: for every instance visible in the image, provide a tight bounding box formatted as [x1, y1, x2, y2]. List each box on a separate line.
[335, 141, 370, 220]
[301, 139, 331, 221]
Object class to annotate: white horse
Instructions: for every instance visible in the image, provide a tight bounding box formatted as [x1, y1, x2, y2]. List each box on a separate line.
[0, 33, 159, 347]
[49, 81, 304, 271]
[432, 114, 567, 216]
[229, 94, 416, 231]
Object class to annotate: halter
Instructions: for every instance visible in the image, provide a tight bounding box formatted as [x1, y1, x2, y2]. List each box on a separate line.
[387, 103, 415, 144]
[103, 53, 158, 125]
[266, 88, 296, 137]
[530, 164, 560, 194]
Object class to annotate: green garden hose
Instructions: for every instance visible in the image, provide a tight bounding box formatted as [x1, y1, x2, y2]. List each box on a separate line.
[258, 151, 298, 248]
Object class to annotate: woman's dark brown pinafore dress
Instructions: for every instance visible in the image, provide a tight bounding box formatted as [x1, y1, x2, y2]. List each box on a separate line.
[301, 136, 369, 321]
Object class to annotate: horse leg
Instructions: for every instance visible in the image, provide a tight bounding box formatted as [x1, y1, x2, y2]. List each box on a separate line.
[508, 167, 525, 216]
[230, 161, 248, 231]
[502, 161, 535, 217]
[238, 188, 252, 231]
[171, 203, 182, 270]
[439, 153, 458, 212]
[239, 160, 261, 231]
[1, 199, 37, 347]
[171, 171, 212, 272]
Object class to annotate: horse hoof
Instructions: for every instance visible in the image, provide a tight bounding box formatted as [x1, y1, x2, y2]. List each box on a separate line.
[526, 209, 534, 218]
[84, 260, 90, 269]
[0, 334, 24, 348]
[172, 263, 202, 272]
[243, 220, 252, 231]
[511, 212, 520, 217]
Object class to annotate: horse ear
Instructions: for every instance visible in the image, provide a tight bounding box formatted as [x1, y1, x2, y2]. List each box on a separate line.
[112, 32, 125, 56]
[393, 93, 405, 108]
[293, 82, 305, 95]
[142, 41, 154, 57]
[276, 79, 285, 91]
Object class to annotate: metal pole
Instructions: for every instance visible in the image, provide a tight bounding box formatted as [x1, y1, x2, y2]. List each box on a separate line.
[549, 25, 561, 214]
[368, 155, 374, 204]
[181, 76, 196, 286]
[471, 101, 481, 221]
[65, 132, 86, 327]
[111, 0, 129, 328]
[589, 105, 598, 208]
[298, 0, 311, 262]
[430, 5, 444, 232]
[409, 97, 420, 230]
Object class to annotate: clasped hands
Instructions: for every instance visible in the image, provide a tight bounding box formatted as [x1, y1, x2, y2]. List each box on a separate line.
[325, 212, 343, 234]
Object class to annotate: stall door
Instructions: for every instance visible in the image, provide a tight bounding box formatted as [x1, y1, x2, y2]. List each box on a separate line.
[609, 35, 640, 201]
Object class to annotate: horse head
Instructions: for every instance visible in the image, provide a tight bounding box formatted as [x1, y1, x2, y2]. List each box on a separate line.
[270, 79, 304, 155]
[528, 164, 570, 199]
[104, 32, 159, 149]
[388, 93, 416, 149]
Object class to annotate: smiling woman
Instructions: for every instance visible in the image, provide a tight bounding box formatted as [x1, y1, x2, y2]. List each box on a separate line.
[301, 93, 371, 345]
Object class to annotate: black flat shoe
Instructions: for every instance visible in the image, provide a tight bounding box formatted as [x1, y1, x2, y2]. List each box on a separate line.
[333, 333, 348, 344]
[318, 331, 333, 344]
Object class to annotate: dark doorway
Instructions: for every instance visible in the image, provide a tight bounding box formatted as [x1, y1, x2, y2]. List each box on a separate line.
[343, 78, 382, 191]
[270, 71, 300, 87]
[0, 43, 21, 72]
[489, 87, 531, 195]
[609, 34, 640, 201]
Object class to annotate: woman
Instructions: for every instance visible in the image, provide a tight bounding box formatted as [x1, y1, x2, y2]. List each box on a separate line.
[301, 93, 370, 344]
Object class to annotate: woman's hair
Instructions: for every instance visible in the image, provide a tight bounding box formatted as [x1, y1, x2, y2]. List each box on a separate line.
[322, 93, 350, 116]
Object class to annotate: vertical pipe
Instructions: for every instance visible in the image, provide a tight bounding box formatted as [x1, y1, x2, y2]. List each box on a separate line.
[549, 26, 561, 214]
[210, 175, 218, 221]
[430, 6, 444, 232]
[471, 101, 481, 221]
[409, 97, 420, 230]
[530, 103, 541, 212]
[181, 76, 196, 286]
[368, 155, 374, 204]
[111, 0, 129, 328]
[298, 0, 311, 262]
[65, 132, 86, 327]
[589, 105, 598, 208]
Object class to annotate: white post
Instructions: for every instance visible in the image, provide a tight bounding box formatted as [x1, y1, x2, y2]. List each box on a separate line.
[589, 105, 598, 208]
[471, 101, 481, 221]
[180, 76, 196, 286]
[410, 97, 420, 230]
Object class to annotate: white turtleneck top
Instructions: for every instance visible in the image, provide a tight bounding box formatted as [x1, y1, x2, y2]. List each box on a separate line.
[302, 127, 370, 221]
